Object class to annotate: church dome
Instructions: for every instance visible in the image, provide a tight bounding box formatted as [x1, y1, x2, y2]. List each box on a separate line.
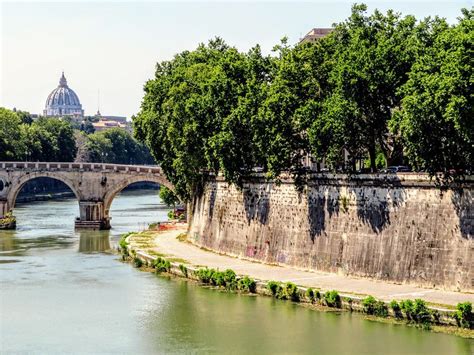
[44, 72, 84, 117]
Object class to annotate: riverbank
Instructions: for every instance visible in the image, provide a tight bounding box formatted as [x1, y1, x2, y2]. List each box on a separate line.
[123, 223, 473, 338]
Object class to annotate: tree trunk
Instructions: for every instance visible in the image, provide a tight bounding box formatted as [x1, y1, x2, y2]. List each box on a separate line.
[369, 143, 376, 173]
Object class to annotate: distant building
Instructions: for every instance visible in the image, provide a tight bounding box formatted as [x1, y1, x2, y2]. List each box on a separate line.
[92, 111, 131, 132]
[299, 28, 332, 44]
[44, 72, 84, 118]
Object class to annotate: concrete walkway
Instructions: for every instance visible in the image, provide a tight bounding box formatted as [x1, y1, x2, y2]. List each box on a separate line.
[144, 228, 474, 307]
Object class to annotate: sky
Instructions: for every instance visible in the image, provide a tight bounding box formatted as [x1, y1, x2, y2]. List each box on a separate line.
[1, 1, 472, 118]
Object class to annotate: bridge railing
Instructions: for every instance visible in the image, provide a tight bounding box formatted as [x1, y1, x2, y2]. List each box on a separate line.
[0, 162, 163, 174]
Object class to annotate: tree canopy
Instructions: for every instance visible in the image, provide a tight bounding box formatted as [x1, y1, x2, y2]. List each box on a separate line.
[134, 4, 473, 200]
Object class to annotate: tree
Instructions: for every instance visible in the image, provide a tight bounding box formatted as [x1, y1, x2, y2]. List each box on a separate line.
[84, 128, 154, 164]
[33, 117, 77, 161]
[134, 38, 262, 200]
[392, 9, 473, 176]
[314, 4, 420, 171]
[0, 108, 26, 160]
[159, 186, 179, 207]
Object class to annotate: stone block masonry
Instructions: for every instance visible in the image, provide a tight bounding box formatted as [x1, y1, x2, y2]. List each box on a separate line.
[189, 174, 473, 292]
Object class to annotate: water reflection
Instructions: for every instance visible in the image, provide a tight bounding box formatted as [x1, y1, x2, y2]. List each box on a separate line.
[78, 231, 111, 253]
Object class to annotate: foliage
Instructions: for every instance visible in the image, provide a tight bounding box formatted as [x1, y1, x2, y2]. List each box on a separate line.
[153, 257, 171, 273]
[390, 300, 403, 318]
[305, 288, 315, 302]
[454, 302, 473, 329]
[267, 281, 281, 296]
[195, 268, 216, 284]
[84, 128, 154, 164]
[392, 9, 473, 178]
[178, 264, 188, 277]
[400, 299, 432, 326]
[159, 186, 180, 207]
[133, 257, 143, 268]
[324, 290, 341, 308]
[134, 38, 273, 200]
[0, 212, 16, 227]
[194, 268, 237, 290]
[237, 276, 256, 293]
[133, 5, 472, 198]
[0, 109, 77, 162]
[362, 296, 388, 317]
[119, 233, 130, 256]
[266, 281, 299, 301]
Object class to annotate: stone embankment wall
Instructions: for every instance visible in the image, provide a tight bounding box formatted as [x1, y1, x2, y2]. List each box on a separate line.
[189, 174, 473, 292]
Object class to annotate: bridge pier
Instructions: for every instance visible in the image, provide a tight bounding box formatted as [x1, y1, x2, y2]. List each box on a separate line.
[75, 201, 111, 230]
[0, 199, 16, 229]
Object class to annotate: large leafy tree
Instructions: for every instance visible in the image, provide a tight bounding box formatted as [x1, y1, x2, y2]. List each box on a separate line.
[393, 9, 473, 176]
[0, 108, 26, 160]
[134, 38, 271, 199]
[84, 128, 154, 164]
[313, 4, 419, 171]
[33, 117, 77, 161]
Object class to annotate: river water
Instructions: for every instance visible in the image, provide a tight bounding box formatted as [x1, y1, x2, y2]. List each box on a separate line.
[0, 190, 472, 354]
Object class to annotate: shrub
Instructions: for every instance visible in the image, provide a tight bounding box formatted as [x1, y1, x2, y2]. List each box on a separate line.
[195, 268, 216, 284]
[237, 276, 256, 293]
[305, 288, 315, 302]
[267, 281, 282, 297]
[324, 290, 341, 308]
[401, 299, 431, 327]
[362, 296, 388, 317]
[413, 299, 431, 326]
[133, 257, 143, 268]
[362, 296, 377, 314]
[223, 269, 237, 290]
[315, 290, 321, 299]
[390, 300, 403, 318]
[454, 302, 473, 329]
[374, 301, 388, 318]
[179, 264, 188, 277]
[154, 257, 171, 273]
[400, 299, 415, 320]
[119, 233, 130, 256]
[267, 281, 299, 301]
[282, 282, 299, 302]
[211, 270, 226, 286]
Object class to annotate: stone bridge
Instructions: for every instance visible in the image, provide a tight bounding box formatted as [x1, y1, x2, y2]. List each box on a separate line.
[0, 162, 173, 229]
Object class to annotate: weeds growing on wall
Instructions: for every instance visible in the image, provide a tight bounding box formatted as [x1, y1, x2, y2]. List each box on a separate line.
[179, 264, 188, 277]
[400, 299, 432, 329]
[237, 276, 256, 293]
[362, 296, 388, 317]
[305, 288, 315, 303]
[133, 257, 143, 268]
[153, 257, 171, 273]
[390, 300, 403, 319]
[266, 281, 300, 302]
[119, 232, 132, 257]
[324, 290, 341, 308]
[454, 302, 473, 329]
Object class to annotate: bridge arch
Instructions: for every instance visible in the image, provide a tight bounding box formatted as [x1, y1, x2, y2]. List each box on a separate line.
[6, 173, 81, 212]
[103, 175, 174, 219]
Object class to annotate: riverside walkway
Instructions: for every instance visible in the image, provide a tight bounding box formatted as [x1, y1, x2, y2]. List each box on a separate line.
[131, 225, 474, 307]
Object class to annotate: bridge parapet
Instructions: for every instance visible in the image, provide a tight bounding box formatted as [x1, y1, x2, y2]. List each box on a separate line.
[0, 162, 164, 175]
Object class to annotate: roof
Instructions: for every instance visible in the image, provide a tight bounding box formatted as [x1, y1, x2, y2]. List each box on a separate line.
[300, 28, 333, 44]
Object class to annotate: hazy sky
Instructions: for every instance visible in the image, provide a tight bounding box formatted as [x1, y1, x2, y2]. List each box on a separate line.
[1, 1, 471, 118]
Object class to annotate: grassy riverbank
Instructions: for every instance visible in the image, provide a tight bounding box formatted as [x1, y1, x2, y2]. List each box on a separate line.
[119, 225, 474, 339]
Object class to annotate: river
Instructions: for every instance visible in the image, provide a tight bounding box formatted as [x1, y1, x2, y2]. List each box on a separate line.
[0, 190, 472, 354]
